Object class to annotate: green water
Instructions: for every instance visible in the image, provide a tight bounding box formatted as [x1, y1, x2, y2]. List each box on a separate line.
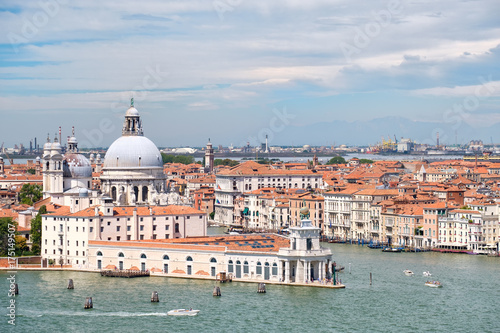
[1, 243, 499, 333]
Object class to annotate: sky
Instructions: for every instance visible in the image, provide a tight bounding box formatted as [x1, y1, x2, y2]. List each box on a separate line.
[1, 0, 500, 149]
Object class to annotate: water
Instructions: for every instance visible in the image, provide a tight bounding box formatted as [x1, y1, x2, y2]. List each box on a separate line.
[1, 244, 499, 333]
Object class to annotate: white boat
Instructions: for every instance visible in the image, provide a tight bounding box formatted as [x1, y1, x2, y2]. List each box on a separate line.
[167, 309, 200, 316]
[425, 281, 442, 288]
[423, 271, 432, 277]
[403, 270, 414, 276]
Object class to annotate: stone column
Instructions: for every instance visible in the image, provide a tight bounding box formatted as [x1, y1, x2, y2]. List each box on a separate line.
[285, 261, 290, 283]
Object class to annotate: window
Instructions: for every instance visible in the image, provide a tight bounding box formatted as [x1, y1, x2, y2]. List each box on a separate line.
[163, 255, 169, 260]
[140, 225, 144, 231]
[107, 221, 111, 226]
[175, 223, 180, 233]
[186, 256, 193, 261]
[165, 225, 169, 230]
[140, 235, 144, 240]
[244, 261, 249, 274]
[90, 227, 93, 232]
[100, 227, 104, 232]
[153, 225, 157, 231]
[116, 226, 120, 232]
[140, 253, 147, 259]
[228, 260, 234, 273]
[272, 263, 278, 276]
[127, 226, 131, 231]
[118, 252, 124, 257]
[210, 257, 217, 263]
[256, 262, 262, 275]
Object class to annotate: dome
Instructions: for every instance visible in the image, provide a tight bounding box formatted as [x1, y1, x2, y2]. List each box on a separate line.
[103, 136, 162, 169]
[68, 136, 78, 144]
[78, 188, 89, 197]
[63, 153, 92, 178]
[300, 206, 309, 216]
[126, 106, 139, 117]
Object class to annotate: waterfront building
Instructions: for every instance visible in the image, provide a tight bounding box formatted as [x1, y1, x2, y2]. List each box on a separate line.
[324, 186, 361, 239]
[437, 209, 477, 250]
[422, 202, 455, 248]
[41, 201, 206, 267]
[88, 206, 337, 286]
[289, 192, 324, 231]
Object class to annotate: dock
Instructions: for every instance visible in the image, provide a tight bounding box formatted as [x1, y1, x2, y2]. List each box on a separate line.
[100, 270, 150, 278]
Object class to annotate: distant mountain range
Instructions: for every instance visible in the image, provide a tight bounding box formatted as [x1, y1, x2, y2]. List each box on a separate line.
[274, 116, 498, 146]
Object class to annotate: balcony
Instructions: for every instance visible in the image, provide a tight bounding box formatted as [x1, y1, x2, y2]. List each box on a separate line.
[57, 231, 64, 237]
[370, 229, 380, 234]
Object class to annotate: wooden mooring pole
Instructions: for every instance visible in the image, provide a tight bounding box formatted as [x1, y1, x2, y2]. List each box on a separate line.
[84, 297, 93, 309]
[370, 272, 372, 285]
[213, 286, 221, 296]
[67, 279, 74, 289]
[151, 291, 159, 302]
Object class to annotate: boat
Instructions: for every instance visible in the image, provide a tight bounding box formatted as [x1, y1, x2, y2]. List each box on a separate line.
[334, 266, 345, 272]
[403, 270, 414, 276]
[167, 309, 200, 316]
[425, 281, 442, 288]
[423, 271, 432, 277]
[382, 247, 402, 253]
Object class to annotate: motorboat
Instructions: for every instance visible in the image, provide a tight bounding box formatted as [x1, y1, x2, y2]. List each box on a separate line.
[403, 270, 414, 276]
[423, 271, 432, 277]
[382, 247, 402, 253]
[425, 281, 442, 288]
[167, 309, 200, 316]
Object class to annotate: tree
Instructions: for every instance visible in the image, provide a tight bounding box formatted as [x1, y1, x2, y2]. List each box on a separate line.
[27, 168, 36, 175]
[214, 159, 239, 167]
[19, 183, 42, 205]
[161, 153, 195, 165]
[209, 211, 215, 220]
[15, 235, 29, 255]
[359, 159, 374, 164]
[327, 156, 346, 164]
[0, 217, 16, 256]
[30, 205, 46, 255]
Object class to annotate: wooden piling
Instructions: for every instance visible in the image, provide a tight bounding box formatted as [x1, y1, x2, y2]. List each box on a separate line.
[258, 283, 266, 293]
[67, 279, 74, 289]
[14, 283, 19, 295]
[370, 272, 372, 285]
[151, 291, 159, 302]
[213, 286, 221, 296]
[84, 297, 93, 309]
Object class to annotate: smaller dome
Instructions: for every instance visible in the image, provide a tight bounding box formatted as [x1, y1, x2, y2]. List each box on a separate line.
[126, 106, 139, 117]
[36, 156, 40, 161]
[96, 153, 101, 159]
[68, 136, 78, 144]
[63, 153, 92, 178]
[90, 153, 95, 158]
[79, 188, 89, 197]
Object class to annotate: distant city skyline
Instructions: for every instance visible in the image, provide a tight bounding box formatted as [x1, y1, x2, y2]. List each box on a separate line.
[1, 1, 500, 148]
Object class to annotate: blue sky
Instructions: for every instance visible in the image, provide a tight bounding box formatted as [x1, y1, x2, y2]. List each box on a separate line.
[1, 0, 500, 148]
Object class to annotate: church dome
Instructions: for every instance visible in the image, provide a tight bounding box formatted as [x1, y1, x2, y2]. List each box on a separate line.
[103, 136, 162, 169]
[63, 153, 92, 178]
[126, 106, 139, 116]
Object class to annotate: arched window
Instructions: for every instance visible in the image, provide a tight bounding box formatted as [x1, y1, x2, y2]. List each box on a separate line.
[210, 257, 217, 263]
[118, 252, 124, 257]
[97, 251, 103, 256]
[163, 254, 169, 260]
[243, 261, 249, 274]
[256, 262, 262, 275]
[140, 253, 147, 259]
[111, 187, 117, 201]
[186, 256, 193, 261]
[272, 263, 278, 276]
[175, 223, 180, 233]
[228, 259, 234, 273]
[142, 186, 148, 202]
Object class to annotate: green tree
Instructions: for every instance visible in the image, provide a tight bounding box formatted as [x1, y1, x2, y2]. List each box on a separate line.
[15, 235, 29, 255]
[214, 159, 239, 167]
[19, 183, 42, 205]
[161, 153, 195, 165]
[30, 205, 46, 255]
[327, 156, 346, 164]
[209, 211, 215, 220]
[359, 159, 374, 164]
[27, 168, 36, 175]
[0, 217, 16, 256]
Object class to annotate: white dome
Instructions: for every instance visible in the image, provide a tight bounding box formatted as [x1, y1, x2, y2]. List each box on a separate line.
[126, 106, 139, 116]
[63, 153, 92, 178]
[103, 136, 162, 168]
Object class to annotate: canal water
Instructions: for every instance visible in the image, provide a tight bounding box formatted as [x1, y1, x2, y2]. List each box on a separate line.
[1, 243, 499, 333]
